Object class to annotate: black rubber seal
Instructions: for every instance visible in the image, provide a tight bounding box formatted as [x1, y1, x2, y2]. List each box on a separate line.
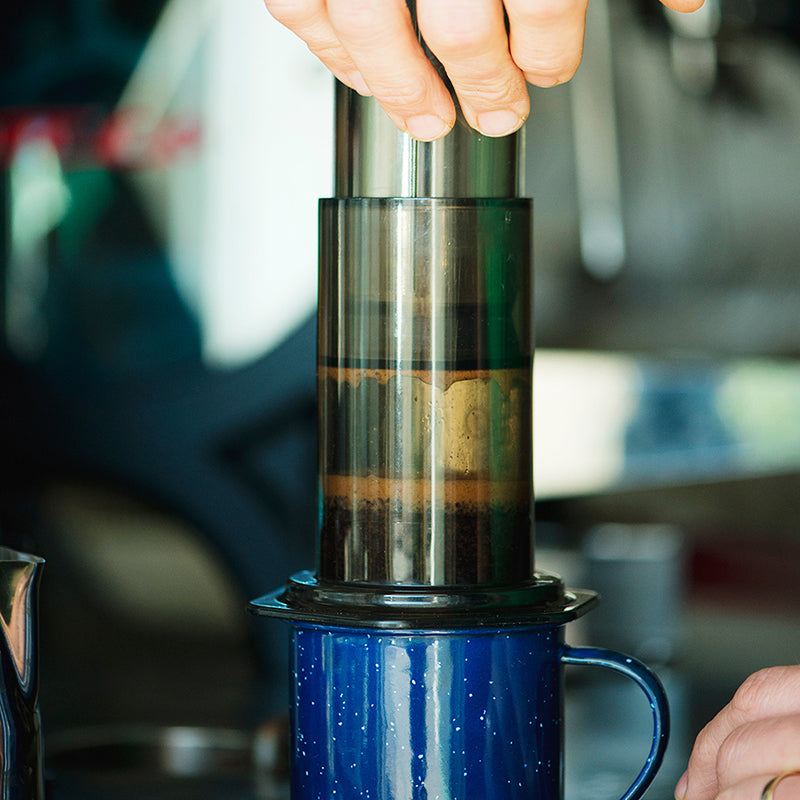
[250, 570, 598, 630]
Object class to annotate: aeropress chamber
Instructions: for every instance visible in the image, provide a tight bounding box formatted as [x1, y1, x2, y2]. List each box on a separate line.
[251, 16, 669, 799]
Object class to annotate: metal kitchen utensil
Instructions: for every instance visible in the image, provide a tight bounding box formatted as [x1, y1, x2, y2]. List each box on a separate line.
[0, 547, 45, 800]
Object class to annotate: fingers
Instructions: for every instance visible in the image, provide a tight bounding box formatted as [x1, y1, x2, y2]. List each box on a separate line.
[263, 0, 369, 94]
[417, 0, 529, 137]
[678, 667, 800, 800]
[265, 0, 709, 142]
[661, 0, 706, 13]
[717, 773, 800, 800]
[327, 0, 456, 141]
[716, 715, 800, 790]
[505, 0, 591, 87]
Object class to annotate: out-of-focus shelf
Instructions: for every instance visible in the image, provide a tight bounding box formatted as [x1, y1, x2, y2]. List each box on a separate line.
[535, 351, 800, 514]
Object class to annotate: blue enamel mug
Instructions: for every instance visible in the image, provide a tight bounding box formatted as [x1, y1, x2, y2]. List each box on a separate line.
[253, 572, 669, 800]
[287, 623, 667, 800]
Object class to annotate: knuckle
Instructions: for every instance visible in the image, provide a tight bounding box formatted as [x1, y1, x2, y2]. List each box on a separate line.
[419, 0, 507, 57]
[328, 0, 380, 38]
[731, 667, 785, 717]
[376, 80, 431, 111]
[716, 714, 800, 784]
[457, 78, 523, 109]
[506, 0, 588, 81]
[264, 0, 315, 27]
[520, 50, 582, 83]
[309, 39, 347, 63]
[688, 718, 722, 775]
[425, 21, 494, 58]
[512, 0, 583, 26]
[715, 724, 747, 780]
[366, 64, 437, 110]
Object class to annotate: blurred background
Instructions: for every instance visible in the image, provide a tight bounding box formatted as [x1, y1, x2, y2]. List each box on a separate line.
[1, 0, 799, 797]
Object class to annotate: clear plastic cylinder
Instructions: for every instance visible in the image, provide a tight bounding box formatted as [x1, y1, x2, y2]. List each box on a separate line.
[317, 198, 533, 587]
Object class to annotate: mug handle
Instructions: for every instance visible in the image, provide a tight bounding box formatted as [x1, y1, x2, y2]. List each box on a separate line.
[561, 646, 670, 800]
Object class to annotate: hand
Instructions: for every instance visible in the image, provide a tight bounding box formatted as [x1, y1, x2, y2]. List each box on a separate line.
[676, 666, 800, 800]
[262, 0, 704, 141]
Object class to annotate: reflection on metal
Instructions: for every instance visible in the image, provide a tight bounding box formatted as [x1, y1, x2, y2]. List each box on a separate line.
[0, 548, 44, 800]
[335, 82, 522, 198]
[317, 198, 532, 585]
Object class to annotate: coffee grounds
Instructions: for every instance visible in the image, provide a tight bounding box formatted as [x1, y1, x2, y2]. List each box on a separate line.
[319, 494, 532, 586]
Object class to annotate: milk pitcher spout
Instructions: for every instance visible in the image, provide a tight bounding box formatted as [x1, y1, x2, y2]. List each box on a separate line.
[0, 547, 44, 800]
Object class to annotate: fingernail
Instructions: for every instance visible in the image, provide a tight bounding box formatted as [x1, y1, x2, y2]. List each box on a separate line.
[529, 75, 562, 88]
[476, 109, 524, 137]
[675, 771, 688, 800]
[404, 114, 451, 141]
[347, 71, 371, 96]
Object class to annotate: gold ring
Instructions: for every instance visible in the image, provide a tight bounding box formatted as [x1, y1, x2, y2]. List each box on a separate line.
[761, 771, 800, 800]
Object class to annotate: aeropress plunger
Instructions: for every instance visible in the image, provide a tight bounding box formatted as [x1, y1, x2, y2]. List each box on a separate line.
[251, 11, 670, 798]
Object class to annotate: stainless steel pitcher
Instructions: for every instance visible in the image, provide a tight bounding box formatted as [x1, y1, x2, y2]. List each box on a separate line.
[0, 547, 44, 800]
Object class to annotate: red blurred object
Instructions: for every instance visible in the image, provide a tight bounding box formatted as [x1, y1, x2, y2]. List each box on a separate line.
[690, 536, 800, 611]
[0, 106, 200, 169]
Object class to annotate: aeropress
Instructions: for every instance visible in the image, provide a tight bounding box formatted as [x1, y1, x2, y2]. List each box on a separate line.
[251, 9, 670, 798]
